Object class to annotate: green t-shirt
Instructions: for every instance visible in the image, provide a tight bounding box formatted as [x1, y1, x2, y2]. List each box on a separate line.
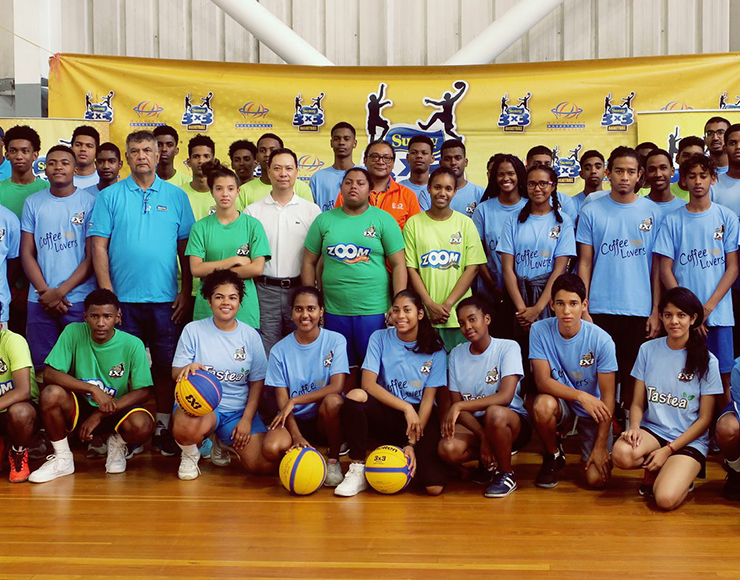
[0, 330, 38, 409]
[185, 213, 271, 328]
[45, 323, 153, 408]
[0, 178, 50, 219]
[181, 182, 217, 221]
[670, 182, 690, 202]
[238, 179, 313, 209]
[404, 211, 486, 328]
[304, 206, 405, 316]
[165, 170, 191, 189]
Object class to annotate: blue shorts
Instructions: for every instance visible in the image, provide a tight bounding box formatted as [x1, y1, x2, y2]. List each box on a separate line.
[719, 400, 740, 423]
[557, 399, 613, 463]
[119, 302, 180, 381]
[324, 313, 386, 367]
[706, 326, 734, 374]
[213, 408, 267, 446]
[27, 301, 86, 370]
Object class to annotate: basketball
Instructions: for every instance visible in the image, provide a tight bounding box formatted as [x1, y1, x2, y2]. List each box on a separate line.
[174, 369, 223, 417]
[279, 447, 327, 495]
[364, 445, 412, 494]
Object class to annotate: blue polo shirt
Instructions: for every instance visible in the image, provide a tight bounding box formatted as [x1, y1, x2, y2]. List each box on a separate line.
[88, 175, 194, 303]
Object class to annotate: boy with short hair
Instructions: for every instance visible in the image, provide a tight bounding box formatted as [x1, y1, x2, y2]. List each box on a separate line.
[437, 139, 484, 217]
[71, 125, 100, 189]
[29, 289, 155, 483]
[182, 134, 217, 218]
[153, 125, 190, 188]
[83, 142, 123, 196]
[655, 153, 738, 397]
[573, 150, 605, 212]
[309, 122, 357, 212]
[0, 125, 49, 219]
[530, 273, 617, 489]
[670, 136, 706, 202]
[644, 149, 687, 219]
[228, 139, 257, 186]
[400, 135, 435, 210]
[21, 145, 96, 371]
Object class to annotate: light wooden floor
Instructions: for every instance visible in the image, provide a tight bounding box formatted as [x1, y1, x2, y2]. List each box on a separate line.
[2, 444, 739, 580]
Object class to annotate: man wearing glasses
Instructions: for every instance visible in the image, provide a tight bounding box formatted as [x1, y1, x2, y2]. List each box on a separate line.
[335, 140, 421, 230]
[89, 130, 195, 457]
[705, 116, 731, 176]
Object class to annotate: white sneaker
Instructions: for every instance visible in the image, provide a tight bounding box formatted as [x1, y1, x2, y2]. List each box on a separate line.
[105, 433, 128, 474]
[334, 462, 367, 496]
[178, 449, 201, 481]
[29, 452, 75, 483]
[324, 458, 344, 487]
[211, 436, 231, 467]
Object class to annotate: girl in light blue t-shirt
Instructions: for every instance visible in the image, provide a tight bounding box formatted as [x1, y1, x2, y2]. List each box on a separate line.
[612, 287, 723, 511]
[261, 286, 349, 488]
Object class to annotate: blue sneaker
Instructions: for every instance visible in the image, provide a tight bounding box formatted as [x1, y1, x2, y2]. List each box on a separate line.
[484, 471, 517, 498]
[199, 437, 213, 459]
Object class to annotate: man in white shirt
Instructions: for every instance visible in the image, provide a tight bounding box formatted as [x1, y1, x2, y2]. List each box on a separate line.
[245, 148, 321, 355]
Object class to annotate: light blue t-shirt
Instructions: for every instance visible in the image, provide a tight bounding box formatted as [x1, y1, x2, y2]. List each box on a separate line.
[0, 206, 20, 322]
[88, 175, 195, 303]
[448, 338, 527, 418]
[265, 328, 349, 419]
[631, 337, 723, 456]
[73, 172, 99, 190]
[420, 181, 484, 218]
[576, 194, 660, 316]
[398, 179, 431, 211]
[309, 166, 345, 213]
[529, 318, 618, 418]
[712, 173, 740, 216]
[731, 357, 740, 406]
[580, 190, 611, 211]
[362, 327, 447, 404]
[556, 192, 578, 224]
[650, 196, 687, 220]
[654, 203, 739, 327]
[473, 197, 527, 292]
[172, 317, 268, 414]
[81, 184, 104, 198]
[0, 159, 10, 182]
[21, 188, 97, 304]
[573, 191, 587, 213]
[717, 165, 729, 176]
[498, 211, 576, 279]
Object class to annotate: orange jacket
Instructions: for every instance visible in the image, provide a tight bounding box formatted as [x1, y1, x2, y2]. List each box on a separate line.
[335, 178, 421, 230]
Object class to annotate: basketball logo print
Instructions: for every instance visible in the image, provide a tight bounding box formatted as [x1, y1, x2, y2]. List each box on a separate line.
[71, 211, 85, 226]
[234, 346, 246, 361]
[419, 360, 432, 375]
[549, 225, 561, 239]
[364, 225, 377, 239]
[449, 231, 462, 245]
[714, 224, 724, 240]
[465, 202, 478, 216]
[109, 362, 125, 378]
[208, 205, 216, 216]
[323, 350, 333, 368]
[0, 358, 7, 374]
[638, 217, 653, 232]
[579, 351, 595, 367]
[678, 371, 695, 382]
[236, 244, 250, 257]
[485, 367, 499, 384]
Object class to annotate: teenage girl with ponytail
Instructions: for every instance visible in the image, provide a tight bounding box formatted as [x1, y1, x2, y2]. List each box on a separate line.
[335, 289, 449, 497]
[185, 159, 271, 328]
[498, 165, 576, 335]
[612, 287, 723, 510]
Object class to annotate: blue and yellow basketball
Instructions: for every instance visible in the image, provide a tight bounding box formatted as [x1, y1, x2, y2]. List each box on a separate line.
[279, 447, 327, 495]
[175, 369, 222, 417]
[364, 445, 412, 494]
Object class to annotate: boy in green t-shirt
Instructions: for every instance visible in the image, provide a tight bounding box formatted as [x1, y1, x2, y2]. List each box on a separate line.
[29, 289, 155, 483]
[0, 325, 39, 483]
[405, 167, 486, 351]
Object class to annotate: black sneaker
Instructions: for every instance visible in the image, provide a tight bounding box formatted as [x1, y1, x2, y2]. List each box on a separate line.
[28, 430, 50, 461]
[471, 460, 495, 485]
[86, 435, 107, 459]
[535, 451, 566, 488]
[723, 467, 740, 501]
[639, 469, 657, 497]
[152, 429, 179, 457]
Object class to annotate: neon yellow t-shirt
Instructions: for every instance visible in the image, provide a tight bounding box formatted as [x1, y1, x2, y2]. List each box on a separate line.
[238, 179, 313, 209]
[164, 170, 191, 189]
[404, 211, 487, 328]
[0, 330, 38, 408]
[670, 182, 690, 202]
[181, 183, 217, 221]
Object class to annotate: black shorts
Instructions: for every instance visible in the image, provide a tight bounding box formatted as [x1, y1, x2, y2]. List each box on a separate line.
[642, 427, 706, 479]
[476, 411, 532, 452]
[71, 394, 153, 438]
[294, 415, 326, 446]
[591, 314, 647, 391]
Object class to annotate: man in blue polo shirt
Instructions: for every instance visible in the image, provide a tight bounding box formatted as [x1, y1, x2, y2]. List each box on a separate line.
[89, 130, 195, 456]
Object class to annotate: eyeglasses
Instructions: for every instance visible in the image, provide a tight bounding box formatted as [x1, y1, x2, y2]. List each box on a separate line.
[705, 130, 726, 137]
[526, 180, 554, 190]
[368, 153, 394, 163]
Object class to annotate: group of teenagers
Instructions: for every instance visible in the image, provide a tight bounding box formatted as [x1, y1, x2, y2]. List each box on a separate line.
[0, 114, 738, 512]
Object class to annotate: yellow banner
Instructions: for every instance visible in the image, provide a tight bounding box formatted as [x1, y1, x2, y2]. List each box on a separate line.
[0, 117, 110, 181]
[48, 53, 740, 194]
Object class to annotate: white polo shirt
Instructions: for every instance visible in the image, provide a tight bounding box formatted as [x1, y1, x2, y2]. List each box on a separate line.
[245, 192, 321, 278]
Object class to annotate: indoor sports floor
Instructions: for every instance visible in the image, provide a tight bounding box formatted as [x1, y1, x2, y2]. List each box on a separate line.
[3, 443, 738, 580]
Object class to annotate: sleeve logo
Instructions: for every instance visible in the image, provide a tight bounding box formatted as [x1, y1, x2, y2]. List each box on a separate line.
[714, 224, 724, 240]
[419, 359, 432, 375]
[485, 367, 500, 384]
[638, 217, 653, 232]
[323, 350, 334, 368]
[71, 211, 85, 226]
[579, 351, 595, 367]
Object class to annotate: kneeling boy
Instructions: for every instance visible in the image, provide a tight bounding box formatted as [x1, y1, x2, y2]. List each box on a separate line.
[29, 289, 155, 483]
[530, 273, 617, 489]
